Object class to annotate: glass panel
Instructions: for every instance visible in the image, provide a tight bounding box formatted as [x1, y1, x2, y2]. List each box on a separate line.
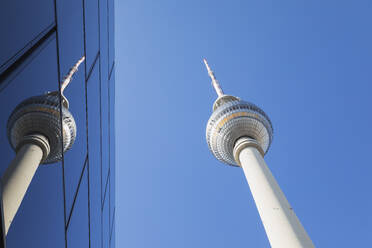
[0, 36, 66, 248]
[84, 0, 100, 72]
[99, 0, 109, 81]
[7, 164, 66, 248]
[110, 219, 115, 248]
[56, 0, 85, 75]
[99, 0, 110, 220]
[0, 0, 55, 73]
[67, 165, 89, 248]
[87, 57, 102, 248]
[99, 0, 110, 193]
[102, 188, 110, 248]
[101, 62, 110, 198]
[108, 0, 115, 71]
[56, 0, 87, 217]
[109, 72, 115, 231]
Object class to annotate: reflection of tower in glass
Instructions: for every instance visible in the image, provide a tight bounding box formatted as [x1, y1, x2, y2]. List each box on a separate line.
[204, 59, 314, 248]
[2, 56, 84, 235]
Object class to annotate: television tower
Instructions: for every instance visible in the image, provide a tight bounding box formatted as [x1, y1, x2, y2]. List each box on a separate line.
[2, 56, 84, 234]
[204, 59, 314, 248]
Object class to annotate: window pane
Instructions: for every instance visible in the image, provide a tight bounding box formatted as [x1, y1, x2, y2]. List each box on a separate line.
[87, 57, 102, 248]
[0, 36, 66, 248]
[110, 219, 115, 248]
[56, 0, 87, 218]
[102, 189, 110, 248]
[99, 0, 109, 81]
[108, 0, 115, 71]
[101, 61, 110, 197]
[109, 71, 115, 234]
[0, 0, 55, 73]
[67, 165, 89, 248]
[84, 0, 99, 72]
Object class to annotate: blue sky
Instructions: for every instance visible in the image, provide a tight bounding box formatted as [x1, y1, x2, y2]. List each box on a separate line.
[115, 0, 372, 247]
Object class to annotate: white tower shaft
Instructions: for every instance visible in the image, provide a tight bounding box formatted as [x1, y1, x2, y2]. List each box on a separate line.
[235, 138, 314, 248]
[2, 135, 48, 234]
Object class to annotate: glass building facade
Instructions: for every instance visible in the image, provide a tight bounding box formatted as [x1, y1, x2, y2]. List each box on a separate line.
[0, 0, 115, 247]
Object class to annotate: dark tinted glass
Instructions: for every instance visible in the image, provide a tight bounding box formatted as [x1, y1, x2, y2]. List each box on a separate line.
[110, 220, 115, 248]
[56, 0, 88, 217]
[101, 63, 110, 199]
[1, 0, 115, 246]
[109, 71, 115, 236]
[0, 0, 55, 73]
[67, 165, 89, 248]
[84, 0, 100, 72]
[99, 0, 109, 81]
[62, 65, 88, 217]
[87, 57, 102, 248]
[1, 36, 66, 248]
[56, 0, 85, 75]
[99, 0, 110, 196]
[108, 0, 115, 71]
[102, 190, 110, 248]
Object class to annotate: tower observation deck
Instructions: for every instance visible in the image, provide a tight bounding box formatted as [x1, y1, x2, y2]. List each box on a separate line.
[204, 59, 315, 248]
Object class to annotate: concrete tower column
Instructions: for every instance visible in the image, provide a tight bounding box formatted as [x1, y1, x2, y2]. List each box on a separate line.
[2, 134, 50, 234]
[204, 59, 315, 247]
[234, 137, 314, 248]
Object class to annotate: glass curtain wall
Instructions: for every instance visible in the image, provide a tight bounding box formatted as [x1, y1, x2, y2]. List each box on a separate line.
[0, 0, 115, 247]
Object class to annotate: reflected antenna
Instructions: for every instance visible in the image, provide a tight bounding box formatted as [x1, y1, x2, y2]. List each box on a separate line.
[61, 56, 85, 94]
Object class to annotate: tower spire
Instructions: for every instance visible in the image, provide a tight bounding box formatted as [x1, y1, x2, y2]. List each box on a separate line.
[203, 59, 224, 97]
[58, 56, 85, 109]
[61, 56, 85, 94]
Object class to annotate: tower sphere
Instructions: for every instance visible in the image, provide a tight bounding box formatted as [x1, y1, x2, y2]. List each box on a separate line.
[206, 95, 273, 166]
[7, 92, 76, 164]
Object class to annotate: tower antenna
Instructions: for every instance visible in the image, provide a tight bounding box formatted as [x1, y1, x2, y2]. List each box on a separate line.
[61, 56, 85, 94]
[203, 58, 224, 97]
[58, 56, 85, 108]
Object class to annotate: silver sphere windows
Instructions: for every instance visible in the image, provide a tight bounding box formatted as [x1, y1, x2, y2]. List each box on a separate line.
[206, 98, 273, 166]
[7, 93, 77, 164]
